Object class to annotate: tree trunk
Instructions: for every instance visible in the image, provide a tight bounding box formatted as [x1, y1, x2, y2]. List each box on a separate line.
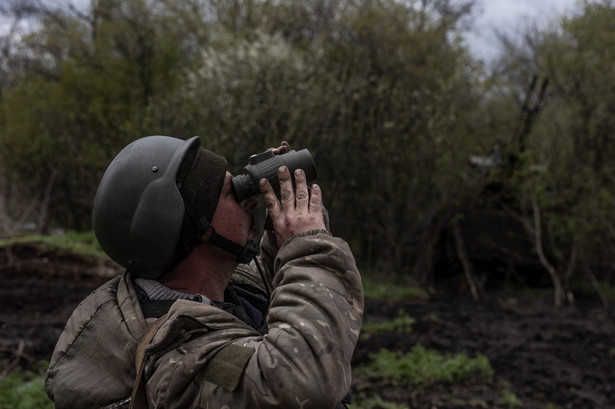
[452, 220, 480, 302]
[532, 196, 564, 307]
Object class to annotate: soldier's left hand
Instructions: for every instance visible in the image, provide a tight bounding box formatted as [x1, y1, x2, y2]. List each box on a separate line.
[259, 166, 326, 247]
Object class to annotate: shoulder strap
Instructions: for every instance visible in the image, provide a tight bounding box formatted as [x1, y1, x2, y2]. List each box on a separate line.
[129, 314, 169, 409]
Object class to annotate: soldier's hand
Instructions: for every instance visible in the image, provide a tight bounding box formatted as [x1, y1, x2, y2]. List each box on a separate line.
[259, 166, 326, 247]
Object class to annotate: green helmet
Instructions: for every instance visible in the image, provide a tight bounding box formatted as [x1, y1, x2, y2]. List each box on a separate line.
[92, 135, 227, 279]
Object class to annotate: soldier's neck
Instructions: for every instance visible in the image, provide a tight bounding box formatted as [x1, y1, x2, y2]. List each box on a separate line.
[159, 243, 237, 302]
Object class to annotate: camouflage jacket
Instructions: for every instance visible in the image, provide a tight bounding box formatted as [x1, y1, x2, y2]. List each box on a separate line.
[45, 229, 364, 409]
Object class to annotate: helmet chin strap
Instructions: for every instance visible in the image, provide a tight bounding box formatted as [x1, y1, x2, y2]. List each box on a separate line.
[177, 188, 271, 299]
[178, 185, 257, 265]
[199, 225, 258, 264]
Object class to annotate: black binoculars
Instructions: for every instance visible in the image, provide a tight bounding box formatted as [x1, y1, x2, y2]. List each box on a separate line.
[232, 148, 318, 202]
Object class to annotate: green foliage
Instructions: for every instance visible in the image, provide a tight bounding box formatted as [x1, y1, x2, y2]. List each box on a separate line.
[356, 345, 493, 389]
[498, 389, 523, 409]
[495, 381, 523, 409]
[0, 231, 104, 258]
[353, 393, 410, 409]
[361, 311, 415, 339]
[155, 28, 313, 163]
[294, 0, 483, 278]
[0, 0, 206, 231]
[475, 0, 615, 303]
[362, 276, 429, 302]
[3, 0, 615, 301]
[0, 367, 52, 409]
[0, 0, 483, 283]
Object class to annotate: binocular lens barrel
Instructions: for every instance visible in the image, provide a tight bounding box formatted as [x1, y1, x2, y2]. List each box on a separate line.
[231, 149, 317, 202]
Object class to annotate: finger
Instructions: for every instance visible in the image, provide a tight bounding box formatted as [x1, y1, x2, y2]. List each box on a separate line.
[270, 141, 291, 155]
[278, 166, 294, 204]
[294, 169, 309, 212]
[308, 184, 322, 213]
[259, 178, 280, 218]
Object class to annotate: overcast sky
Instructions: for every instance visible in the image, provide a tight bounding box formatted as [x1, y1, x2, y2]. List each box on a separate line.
[465, 0, 580, 61]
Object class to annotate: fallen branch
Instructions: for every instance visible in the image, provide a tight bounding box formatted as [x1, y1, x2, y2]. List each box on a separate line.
[0, 339, 41, 380]
[0, 340, 25, 380]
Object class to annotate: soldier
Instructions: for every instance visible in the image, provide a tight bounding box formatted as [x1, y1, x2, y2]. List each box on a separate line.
[45, 135, 364, 409]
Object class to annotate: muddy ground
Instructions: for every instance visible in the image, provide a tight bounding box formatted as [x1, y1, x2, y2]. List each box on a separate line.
[1, 242, 614, 408]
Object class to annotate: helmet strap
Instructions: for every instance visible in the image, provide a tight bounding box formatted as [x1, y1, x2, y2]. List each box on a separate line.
[178, 184, 257, 264]
[199, 226, 258, 264]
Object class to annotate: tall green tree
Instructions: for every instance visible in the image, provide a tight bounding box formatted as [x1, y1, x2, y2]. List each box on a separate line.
[489, 0, 615, 305]
[1, 0, 488, 289]
[154, 0, 482, 280]
[0, 0, 203, 231]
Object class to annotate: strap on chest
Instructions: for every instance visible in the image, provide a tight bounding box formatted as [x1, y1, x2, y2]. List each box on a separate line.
[129, 314, 169, 409]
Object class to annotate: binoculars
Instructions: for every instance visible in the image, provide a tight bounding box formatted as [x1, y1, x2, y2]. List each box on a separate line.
[232, 148, 318, 202]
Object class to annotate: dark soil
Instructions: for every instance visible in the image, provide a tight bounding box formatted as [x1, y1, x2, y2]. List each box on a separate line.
[355, 293, 615, 409]
[1, 242, 614, 408]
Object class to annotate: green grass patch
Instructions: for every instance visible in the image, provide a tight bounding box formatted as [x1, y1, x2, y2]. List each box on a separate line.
[0, 231, 104, 258]
[356, 345, 494, 389]
[498, 389, 523, 408]
[362, 276, 429, 302]
[495, 381, 523, 408]
[352, 392, 410, 409]
[361, 310, 415, 339]
[0, 366, 53, 409]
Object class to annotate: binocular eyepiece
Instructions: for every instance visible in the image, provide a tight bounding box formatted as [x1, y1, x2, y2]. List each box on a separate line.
[231, 149, 318, 202]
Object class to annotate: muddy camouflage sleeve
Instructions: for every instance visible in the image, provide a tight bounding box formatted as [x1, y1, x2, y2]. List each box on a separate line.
[145, 230, 363, 409]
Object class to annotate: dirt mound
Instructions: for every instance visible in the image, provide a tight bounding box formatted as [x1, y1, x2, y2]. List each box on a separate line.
[1, 242, 614, 408]
[0, 242, 121, 365]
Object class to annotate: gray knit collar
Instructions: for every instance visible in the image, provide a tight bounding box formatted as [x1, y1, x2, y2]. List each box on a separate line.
[134, 277, 212, 305]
